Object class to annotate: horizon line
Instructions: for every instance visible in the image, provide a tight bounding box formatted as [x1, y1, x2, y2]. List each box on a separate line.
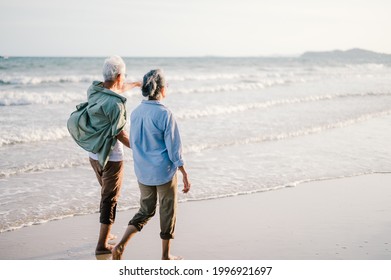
[0, 54, 300, 59]
[1, 48, 390, 59]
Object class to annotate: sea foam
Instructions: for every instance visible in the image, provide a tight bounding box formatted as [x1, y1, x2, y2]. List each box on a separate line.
[0, 127, 69, 146]
[0, 91, 85, 106]
[0, 75, 99, 85]
[175, 92, 391, 120]
[183, 109, 391, 153]
[173, 78, 307, 95]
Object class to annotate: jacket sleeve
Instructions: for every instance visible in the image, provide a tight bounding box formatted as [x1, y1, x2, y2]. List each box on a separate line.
[106, 101, 127, 137]
[97, 101, 127, 168]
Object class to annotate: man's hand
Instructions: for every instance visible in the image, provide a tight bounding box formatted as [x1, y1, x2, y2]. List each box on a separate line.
[116, 130, 130, 148]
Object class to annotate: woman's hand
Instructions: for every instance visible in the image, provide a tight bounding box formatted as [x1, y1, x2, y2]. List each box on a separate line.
[178, 166, 191, 193]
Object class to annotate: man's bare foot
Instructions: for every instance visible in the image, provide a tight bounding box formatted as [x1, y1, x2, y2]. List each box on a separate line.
[95, 253, 113, 260]
[112, 244, 124, 260]
[162, 255, 184, 260]
[95, 244, 114, 255]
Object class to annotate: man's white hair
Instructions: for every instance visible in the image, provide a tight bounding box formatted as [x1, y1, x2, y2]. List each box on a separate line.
[102, 55, 126, 82]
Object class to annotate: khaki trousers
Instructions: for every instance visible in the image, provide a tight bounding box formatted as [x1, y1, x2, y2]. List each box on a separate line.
[129, 174, 178, 240]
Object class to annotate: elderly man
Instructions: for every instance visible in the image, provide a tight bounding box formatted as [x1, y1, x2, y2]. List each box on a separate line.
[68, 55, 140, 255]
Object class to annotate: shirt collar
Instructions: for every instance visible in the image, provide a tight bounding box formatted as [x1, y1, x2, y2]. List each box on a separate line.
[142, 100, 163, 106]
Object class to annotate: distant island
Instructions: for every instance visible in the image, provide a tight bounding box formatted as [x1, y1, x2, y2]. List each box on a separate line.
[300, 48, 391, 62]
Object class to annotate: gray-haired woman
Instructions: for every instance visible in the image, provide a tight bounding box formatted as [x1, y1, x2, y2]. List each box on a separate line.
[112, 69, 191, 260]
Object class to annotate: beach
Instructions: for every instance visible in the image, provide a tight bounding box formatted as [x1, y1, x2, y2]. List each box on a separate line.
[2, 2, 391, 278]
[1, 173, 390, 260]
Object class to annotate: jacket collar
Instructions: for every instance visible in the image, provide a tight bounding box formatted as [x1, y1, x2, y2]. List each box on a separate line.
[90, 81, 127, 103]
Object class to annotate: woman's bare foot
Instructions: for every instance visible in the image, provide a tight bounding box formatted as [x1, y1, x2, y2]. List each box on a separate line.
[112, 244, 124, 260]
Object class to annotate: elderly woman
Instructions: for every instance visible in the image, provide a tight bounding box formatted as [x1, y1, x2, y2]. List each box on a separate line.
[112, 69, 191, 260]
[68, 55, 140, 255]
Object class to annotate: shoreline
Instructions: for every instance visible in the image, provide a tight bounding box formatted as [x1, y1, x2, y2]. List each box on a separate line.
[1, 173, 391, 260]
[1, 172, 386, 235]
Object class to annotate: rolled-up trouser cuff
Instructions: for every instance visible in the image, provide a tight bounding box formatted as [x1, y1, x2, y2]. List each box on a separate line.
[128, 221, 143, 232]
[160, 232, 174, 240]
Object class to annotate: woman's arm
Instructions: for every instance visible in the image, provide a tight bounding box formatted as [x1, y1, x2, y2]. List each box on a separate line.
[163, 112, 191, 193]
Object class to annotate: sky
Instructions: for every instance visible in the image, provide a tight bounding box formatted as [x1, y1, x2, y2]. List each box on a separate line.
[0, 0, 390, 57]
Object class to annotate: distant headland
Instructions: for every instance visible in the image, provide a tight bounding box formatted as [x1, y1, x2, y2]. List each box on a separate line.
[300, 48, 391, 62]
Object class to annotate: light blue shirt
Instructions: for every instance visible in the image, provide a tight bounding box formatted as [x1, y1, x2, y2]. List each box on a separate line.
[130, 100, 184, 186]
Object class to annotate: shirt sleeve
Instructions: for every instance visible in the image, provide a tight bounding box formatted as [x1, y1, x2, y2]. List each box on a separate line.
[164, 111, 184, 168]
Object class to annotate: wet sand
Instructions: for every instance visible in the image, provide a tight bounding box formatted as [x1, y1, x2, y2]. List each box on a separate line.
[1, 173, 391, 260]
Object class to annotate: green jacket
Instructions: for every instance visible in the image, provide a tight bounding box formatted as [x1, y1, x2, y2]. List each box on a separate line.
[67, 81, 127, 168]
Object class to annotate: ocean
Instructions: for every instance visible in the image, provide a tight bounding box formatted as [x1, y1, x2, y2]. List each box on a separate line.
[1, 56, 391, 233]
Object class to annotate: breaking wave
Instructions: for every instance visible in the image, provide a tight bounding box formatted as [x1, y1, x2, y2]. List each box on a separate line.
[176, 92, 391, 120]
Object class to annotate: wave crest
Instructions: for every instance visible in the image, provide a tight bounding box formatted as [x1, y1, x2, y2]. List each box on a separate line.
[0, 75, 99, 85]
[0, 127, 69, 147]
[183, 110, 391, 153]
[174, 78, 306, 95]
[0, 91, 85, 106]
[176, 92, 391, 120]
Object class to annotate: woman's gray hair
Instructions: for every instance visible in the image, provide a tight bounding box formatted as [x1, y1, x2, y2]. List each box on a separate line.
[142, 69, 166, 100]
[102, 55, 126, 82]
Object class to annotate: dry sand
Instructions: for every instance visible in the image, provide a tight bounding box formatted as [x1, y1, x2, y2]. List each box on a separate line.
[1, 173, 391, 260]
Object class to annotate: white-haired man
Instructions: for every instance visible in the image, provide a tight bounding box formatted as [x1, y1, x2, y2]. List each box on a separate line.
[68, 55, 140, 255]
